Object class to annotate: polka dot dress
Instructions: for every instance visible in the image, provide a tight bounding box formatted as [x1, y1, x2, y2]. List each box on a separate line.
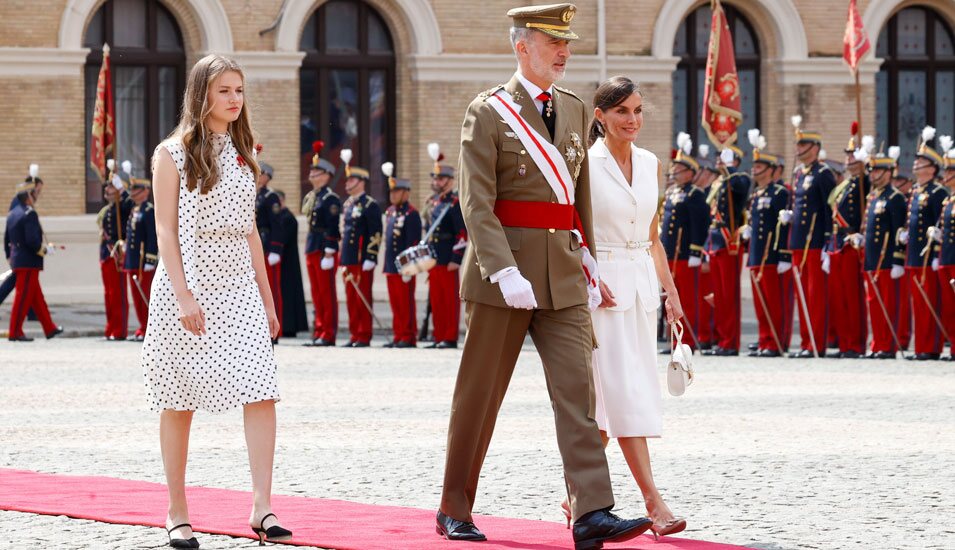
[141, 133, 280, 413]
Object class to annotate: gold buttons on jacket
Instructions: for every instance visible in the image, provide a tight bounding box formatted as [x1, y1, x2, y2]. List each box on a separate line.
[549, 228, 556, 233]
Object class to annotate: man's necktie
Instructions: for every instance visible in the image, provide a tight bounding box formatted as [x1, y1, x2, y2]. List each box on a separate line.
[537, 91, 556, 141]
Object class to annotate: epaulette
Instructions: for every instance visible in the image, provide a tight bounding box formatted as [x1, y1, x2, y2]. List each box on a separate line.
[554, 85, 582, 102]
[144, 203, 154, 211]
[362, 195, 376, 206]
[931, 185, 948, 196]
[24, 206, 34, 214]
[816, 162, 831, 173]
[327, 189, 340, 199]
[772, 182, 787, 194]
[889, 187, 904, 200]
[478, 84, 505, 101]
[688, 186, 704, 197]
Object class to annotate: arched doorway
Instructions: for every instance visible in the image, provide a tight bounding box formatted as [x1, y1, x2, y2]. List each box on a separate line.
[875, 5, 955, 170]
[299, 0, 396, 202]
[83, 0, 186, 213]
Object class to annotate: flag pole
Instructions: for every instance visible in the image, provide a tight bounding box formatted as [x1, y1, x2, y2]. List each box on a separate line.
[855, 67, 865, 213]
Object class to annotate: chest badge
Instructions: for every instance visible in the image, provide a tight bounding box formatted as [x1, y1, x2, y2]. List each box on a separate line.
[519, 164, 526, 177]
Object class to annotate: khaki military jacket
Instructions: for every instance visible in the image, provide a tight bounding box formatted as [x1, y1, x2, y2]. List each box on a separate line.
[458, 74, 593, 310]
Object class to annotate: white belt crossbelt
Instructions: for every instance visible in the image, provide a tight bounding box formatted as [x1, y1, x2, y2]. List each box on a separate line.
[597, 240, 651, 250]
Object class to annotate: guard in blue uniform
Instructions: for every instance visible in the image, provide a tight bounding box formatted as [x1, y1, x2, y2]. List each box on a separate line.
[381, 165, 422, 348]
[5, 176, 62, 341]
[934, 148, 955, 360]
[339, 151, 382, 347]
[1, 164, 44, 308]
[122, 175, 157, 341]
[302, 141, 342, 346]
[98, 162, 134, 341]
[255, 162, 285, 342]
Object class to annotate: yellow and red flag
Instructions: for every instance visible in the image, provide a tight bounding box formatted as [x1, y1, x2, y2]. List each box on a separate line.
[90, 43, 115, 181]
[701, 0, 742, 149]
[843, 0, 871, 73]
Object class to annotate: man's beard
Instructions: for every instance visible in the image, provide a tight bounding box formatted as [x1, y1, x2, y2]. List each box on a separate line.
[529, 55, 565, 83]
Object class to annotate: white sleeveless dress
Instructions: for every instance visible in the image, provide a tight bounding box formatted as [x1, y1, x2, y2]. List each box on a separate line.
[141, 133, 280, 413]
[588, 138, 663, 438]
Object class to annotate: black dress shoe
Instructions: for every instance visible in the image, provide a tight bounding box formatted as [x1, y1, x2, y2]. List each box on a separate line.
[747, 342, 759, 351]
[382, 341, 396, 348]
[8, 335, 34, 342]
[435, 341, 458, 349]
[792, 349, 814, 358]
[306, 338, 334, 347]
[874, 351, 896, 359]
[758, 349, 781, 358]
[572, 507, 652, 550]
[701, 347, 718, 356]
[104, 335, 126, 341]
[713, 347, 738, 356]
[340, 341, 356, 348]
[840, 350, 861, 359]
[911, 352, 940, 361]
[435, 511, 486, 541]
[426, 342, 440, 349]
[747, 349, 761, 357]
[699, 341, 714, 351]
[826, 351, 843, 358]
[45, 326, 64, 339]
[394, 340, 415, 348]
[351, 341, 370, 348]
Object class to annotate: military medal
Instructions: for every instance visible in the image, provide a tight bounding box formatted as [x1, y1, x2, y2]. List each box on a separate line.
[802, 175, 814, 190]
[544, 98, 553, 118]
[519, 164, 526, 177]
[875, 199, 886, 215]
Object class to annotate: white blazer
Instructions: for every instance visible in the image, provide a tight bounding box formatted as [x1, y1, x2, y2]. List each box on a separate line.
[588, 138, 661, 313]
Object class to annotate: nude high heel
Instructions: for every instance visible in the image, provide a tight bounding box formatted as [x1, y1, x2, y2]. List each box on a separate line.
[649, 517, 687, 540]
[560, 500, 572, 529]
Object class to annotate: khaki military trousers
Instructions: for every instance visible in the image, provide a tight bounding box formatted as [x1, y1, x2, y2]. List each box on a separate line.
[439, 300, 615, 523]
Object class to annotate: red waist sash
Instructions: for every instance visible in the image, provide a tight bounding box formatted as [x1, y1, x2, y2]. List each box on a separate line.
[493, 200, 575, 230]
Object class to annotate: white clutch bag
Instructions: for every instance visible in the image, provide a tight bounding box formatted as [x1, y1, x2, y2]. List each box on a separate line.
[667, 321, 694, 397]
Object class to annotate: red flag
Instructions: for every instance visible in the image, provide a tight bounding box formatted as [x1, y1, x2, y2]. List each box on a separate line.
[701, 0, 742, 149]
[843, 0, 871, 73]
[90, 43, 115, 181]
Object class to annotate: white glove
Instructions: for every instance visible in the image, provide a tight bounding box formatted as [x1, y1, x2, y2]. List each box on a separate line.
[362, 259, 376, 272]
[320, 256, 335, 271]
[777, 261, 792, 274]
[720, 148, 735, 165]
[740, 225, 752, 241]
[932, 258, 939, 271]
[144, 264, 156, 272]
[891, 265, 905, 279]
[848, 233, 864, 249]
[687, 256, 702, 268]
[111, 174, 124, 190]
[927, 226, 942, 243]
[498, 269, 537, 310]
[401, 274, 412, 283]
[821, 253, 831, 274]
[898, 229, 909, 245]
[587, 284, 601, 312]
[778, 210, 793, 225]
[267, 252, 281, 266]
[45, 244, 56, 255]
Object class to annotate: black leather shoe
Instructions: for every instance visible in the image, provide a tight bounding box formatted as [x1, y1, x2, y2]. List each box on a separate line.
[758, 349, 781, 358]
[572, 508, 652, 550]
[793, 349, 814, 358]
[713, 347, 738, 356]
[826, 351, 843, 358]
[351, 341, 370, 348]
[382, 341, 396, 348]
[699, 342, 714, 351]
[910, 352, 940, 361]
[426, 342, 440, 349]
[747, 349, 761, 357]
[435, 341, 458, 349]
[840, 350, 861, 359]
[8, 335, 34, 342]
[874, 351, 896, 359]
[45, 326, 64, 339]
[701, 347, 720, 356]
[340, 341, 356, 348]
[747, 342, 759, 351]
[104, 335, 126, 342]
[308, 338, 335, 347]
[435, 511, 486, 541]
[394, 341, 415, 348]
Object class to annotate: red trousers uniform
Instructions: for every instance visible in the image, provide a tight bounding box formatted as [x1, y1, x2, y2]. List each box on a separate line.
[428, 265, 461, 343]
[386, 274, 417, 344]
[698, 268, 715, 345]
[266, 262, 282, 337]
[671, 259, 701, 350]
[897, 279, 912, 349]
[939, 266, 955, 351]
[709, 249, 742, 351]
[125, 270, 154, 338]
[343, 265, 374, 344]
[907, 267, 943, 354]
[100, 258, 128, 339]
[8, 268, 56, 338]
[864, 270, 899, 353]
[828, 247, 867, 354]
[749, 267, 792, 353]
[790, 249, 828, 354]
[305, 253, 339, 342]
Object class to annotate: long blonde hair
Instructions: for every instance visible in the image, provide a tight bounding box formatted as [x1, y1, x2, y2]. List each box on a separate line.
[171, 54, 259, 194]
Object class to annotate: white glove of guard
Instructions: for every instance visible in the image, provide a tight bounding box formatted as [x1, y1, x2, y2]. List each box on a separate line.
[898, 229, 909, 245]
[498, 269, 537, 310]
[144, 264, 156, 272]
[932, 258, 940, 271]
[111, 174, 125, 191]
[720, 148, 735, 165]
[927, 226, 942, 243]
[740, 225, 752, 241]
[587, 283, 601, 312]
[362, 259, 376, 272]
[267, 252, 281, 266]
[891, 265, 905, 279]
[821, 253, 831, 274]
[778, 210, 793, 225]
[320, 255, 335, 271]
[45, 244, 56, 255]
[401, 274, 412, 283]
[848, 233, 864, 249]
[687, 256, 702, 268]
[777, 261, 792, 274]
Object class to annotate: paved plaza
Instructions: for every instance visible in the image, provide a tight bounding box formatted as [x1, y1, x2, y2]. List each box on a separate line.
[0, 337, 953, 550]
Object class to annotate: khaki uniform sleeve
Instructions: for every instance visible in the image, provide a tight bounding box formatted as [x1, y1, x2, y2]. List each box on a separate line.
[575, 103, 595, 250]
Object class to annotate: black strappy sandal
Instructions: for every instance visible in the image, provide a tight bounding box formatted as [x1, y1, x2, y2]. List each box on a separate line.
[251, 513, 293, 545]
[166, 523, 199, 548]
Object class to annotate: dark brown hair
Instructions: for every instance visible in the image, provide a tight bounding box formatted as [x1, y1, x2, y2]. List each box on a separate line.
[588, 76, 642, 146]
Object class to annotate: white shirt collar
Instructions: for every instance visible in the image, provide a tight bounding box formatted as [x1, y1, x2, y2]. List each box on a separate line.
[515, 71, 553, 102]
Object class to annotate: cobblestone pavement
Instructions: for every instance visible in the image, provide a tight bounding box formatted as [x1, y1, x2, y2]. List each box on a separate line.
[0, 338, 953, 550]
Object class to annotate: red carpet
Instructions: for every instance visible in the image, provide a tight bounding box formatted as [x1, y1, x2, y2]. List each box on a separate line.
[0, 468, 747, 549]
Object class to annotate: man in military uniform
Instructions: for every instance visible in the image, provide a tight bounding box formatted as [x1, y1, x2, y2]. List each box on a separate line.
[822, 136, 872, 358]
[255, 162, 285, 342]
[933, 147, 955, 360]
[438, 5, 650, 546]
[899, 130, 948, 360]
[122, 174, 157, 341]
[740, 147, 791, 357]
[692, 146, 719, 349]
[891, 169, 914, 349]
[5, 177, 62, 341]
[424, 148, 467, 349]
[302, 142, 342, 346]
[778, 125, 836, 358]
[381, 166, 422, 348]
[97, 162, 134, 341]
[339, 153, 382, 348]
[855, 149, 906, 358]
[704, 145, 750, 355]
[1, 165, 44, 309]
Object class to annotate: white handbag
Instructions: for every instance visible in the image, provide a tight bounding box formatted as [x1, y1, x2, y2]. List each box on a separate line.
[667, 321, 694, 397]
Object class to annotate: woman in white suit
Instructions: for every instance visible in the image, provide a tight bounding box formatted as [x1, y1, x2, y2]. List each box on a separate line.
[577, 76, 687, 539]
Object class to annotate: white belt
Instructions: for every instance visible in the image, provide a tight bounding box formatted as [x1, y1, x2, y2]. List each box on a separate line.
[597, 240, 651, 250]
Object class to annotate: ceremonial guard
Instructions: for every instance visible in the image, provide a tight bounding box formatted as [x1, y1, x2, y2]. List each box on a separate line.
[891, 169, 914, 349]
[254, 160, 285, 341]
[703, 142, 750, 355]
[899, 127, 947, 360]
[823, 130, 872, 358]
[1, 165, 44, 309]
[97, 160, 134, 341]
[122, 172, 157, 341]
[778, 118, 836, 358]
[692, 145, 718, 348]
[934, 143, 955, 360]
[661, 135, 709, 350]
[5, 172, 62, 341]
[740, 143, 792, 357]
[302, 141, 342, 346]
[381, 163, 422, 348]
[423, 143, 467, 349]
[856, 147, 907, 358]
[338, 149, 382, 347]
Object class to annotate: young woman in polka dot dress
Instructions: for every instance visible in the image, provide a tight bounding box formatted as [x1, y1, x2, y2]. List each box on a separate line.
[143, 54, 293, 548]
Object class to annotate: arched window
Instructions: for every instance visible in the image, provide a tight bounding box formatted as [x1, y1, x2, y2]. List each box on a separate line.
[875, 6, 955, 170]
[672, 4, 760, 166]
[299, 0, 396, 201]
[83, 0, 185, 213]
